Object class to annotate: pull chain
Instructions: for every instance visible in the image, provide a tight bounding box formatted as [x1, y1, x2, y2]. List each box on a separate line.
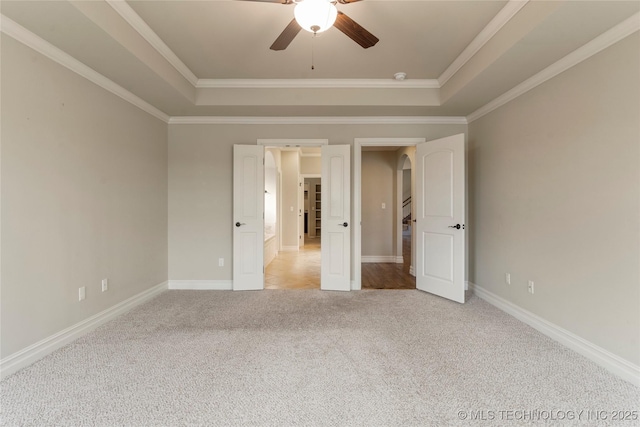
[311, 33, 316, 70]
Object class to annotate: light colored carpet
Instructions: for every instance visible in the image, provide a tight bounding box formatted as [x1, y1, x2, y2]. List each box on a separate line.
[1, 290, 638, 426]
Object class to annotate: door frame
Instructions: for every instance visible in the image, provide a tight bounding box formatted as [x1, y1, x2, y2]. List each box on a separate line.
[354, 138, 425, 290]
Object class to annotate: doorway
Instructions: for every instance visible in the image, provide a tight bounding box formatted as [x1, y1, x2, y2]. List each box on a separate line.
[360, 147, 416, 289]
[234, 135, 464, 300]
[354, 135, 467, 303]
[263, 145, 324, 289]
[354, 138, 424, 290]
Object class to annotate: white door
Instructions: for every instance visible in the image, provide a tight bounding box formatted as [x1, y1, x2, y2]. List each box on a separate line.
[233, 145, 264, 291]
[415, 134, 465, 303]
[321, 145, 351, 291]
[298, 177, 304, 248]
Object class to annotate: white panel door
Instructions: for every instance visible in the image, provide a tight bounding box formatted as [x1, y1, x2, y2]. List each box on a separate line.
[415, 134, 465, 303]
[298, 177, 304, 248]
[321, 145, 351, 291]
[233, 145, 264, 291]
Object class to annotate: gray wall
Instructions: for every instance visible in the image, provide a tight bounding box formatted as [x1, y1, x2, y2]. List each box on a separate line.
[301, 156, 321, 175]
[468, 33, 639, 365]
[168, 124, 466, 281]
[1, 36, 168, 358]
[281, 151, 300, 248]
[402, 169, 411, 201]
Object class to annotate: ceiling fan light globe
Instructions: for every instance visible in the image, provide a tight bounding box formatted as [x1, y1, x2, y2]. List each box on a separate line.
[294, 0, 338, 34]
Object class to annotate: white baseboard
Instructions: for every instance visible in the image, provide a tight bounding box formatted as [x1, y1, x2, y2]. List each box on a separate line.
[409, 265, 415, 276]
[0, 281, 168, 380]
[395, 256, 404, 264]
[280, 246, 299, 252]
[362, 256, 400, 263]
[470, 282, 640, 386]
[168, 280, 232, 290]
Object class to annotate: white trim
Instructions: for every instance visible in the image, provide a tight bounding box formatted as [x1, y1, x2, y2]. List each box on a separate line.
[280, 246, 300, 252]
[409, 265, 415, 276]
[0, 281, 168, 380]
[471, 282, 640, 386]
[170, 116, 468, 125]
[258, 139, 328, 147]
[397, 164, 404, 263]
[105, 0, 199, 86]
[467, 11, 640, 123]
[395, 256, 404, 264]
[197, 79, 440, 89]
[0, 15, 170, 124]
[168, 280, 232, 290]
[438, 0, 529, 86]
[361, 256, 401, 263]
[354, 137, 425, 290]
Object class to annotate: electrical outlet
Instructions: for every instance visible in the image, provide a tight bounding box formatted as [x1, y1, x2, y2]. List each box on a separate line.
[381, 202, 386, 209]
[79, 287, 86, 301]
[218, 258, 224, 267]
[528, 280, 535, 294]
[101, 278, 108, 292]
[505, 273, 511, 285]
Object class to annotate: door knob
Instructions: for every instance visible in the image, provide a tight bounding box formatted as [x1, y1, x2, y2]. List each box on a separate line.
[235, 222, 246, 227]
[448, 224, 461, 229]
[339, 222, 348, 227]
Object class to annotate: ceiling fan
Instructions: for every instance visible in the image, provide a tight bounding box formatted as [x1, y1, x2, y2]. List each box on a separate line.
[242, 0, 379, 51]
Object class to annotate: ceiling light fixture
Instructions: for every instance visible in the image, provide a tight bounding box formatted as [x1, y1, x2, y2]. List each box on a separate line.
[294, 0, 338, 34]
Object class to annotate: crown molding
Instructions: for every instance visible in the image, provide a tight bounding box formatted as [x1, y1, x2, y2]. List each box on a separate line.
[438, 0, 529, 86]
[196, 79, 440, 89]
[0, 15, 170, 123]
[467, 11, 640, 123]
[169, 116, 467, 125]
[105, 0, 199, 86]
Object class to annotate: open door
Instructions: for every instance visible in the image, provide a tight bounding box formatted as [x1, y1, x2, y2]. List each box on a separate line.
[233, 145, 264, 291]
[415, 134, 465, 303]
[321, 145, 351, 291]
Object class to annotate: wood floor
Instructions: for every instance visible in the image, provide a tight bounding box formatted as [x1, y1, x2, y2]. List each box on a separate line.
[265, 232, 415, 290]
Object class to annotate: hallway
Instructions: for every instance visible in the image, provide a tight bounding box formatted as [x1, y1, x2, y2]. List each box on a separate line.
[361, 230, 415, 289]
[265, 233, 415, 290]
[265, 237, 321, 290]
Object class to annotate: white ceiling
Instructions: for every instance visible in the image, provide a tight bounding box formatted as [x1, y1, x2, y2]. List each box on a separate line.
[1, 0, 638, 118]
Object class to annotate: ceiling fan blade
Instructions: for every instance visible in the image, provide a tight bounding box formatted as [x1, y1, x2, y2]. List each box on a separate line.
[270, 19, 302, 51]
[333, 11, 379, 49]
[336, 0, 363, 3]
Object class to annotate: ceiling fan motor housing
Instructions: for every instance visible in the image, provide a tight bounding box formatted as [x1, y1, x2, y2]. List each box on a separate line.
[294, 0, 338, 33]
